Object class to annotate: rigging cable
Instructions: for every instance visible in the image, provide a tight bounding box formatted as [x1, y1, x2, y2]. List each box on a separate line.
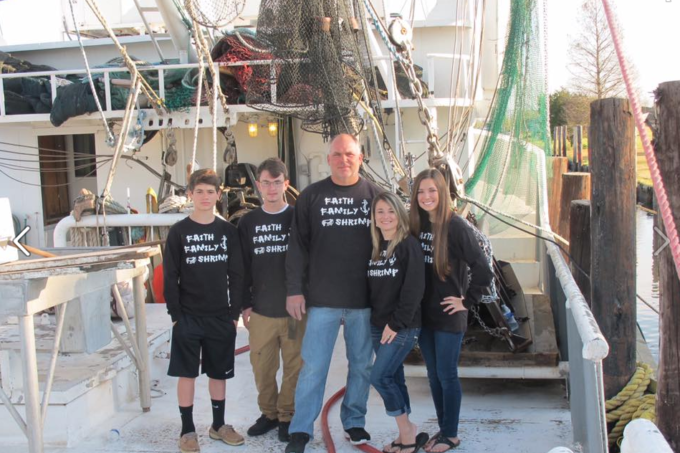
[67, 0, 115, 147]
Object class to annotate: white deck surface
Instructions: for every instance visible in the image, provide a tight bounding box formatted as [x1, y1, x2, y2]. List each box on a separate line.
[2, 308, 573, 453]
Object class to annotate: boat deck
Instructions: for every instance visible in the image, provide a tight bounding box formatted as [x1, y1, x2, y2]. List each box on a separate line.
[1, 305, 572, 453]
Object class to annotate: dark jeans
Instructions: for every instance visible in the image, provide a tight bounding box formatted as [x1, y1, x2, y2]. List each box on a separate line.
[370, 325, 420, 416]
[419, 327, 464, 437]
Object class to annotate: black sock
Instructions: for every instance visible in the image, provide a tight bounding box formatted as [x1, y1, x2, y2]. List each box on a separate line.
[211, 399, 225, 431]
[179, 405, 195, 436]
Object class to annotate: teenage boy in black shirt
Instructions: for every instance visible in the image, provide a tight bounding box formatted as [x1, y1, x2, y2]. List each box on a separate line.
[164, 169, 245, 453]
[238, 158, 303, 442]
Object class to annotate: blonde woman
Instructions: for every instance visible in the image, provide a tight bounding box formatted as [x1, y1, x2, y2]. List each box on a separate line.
[368, 191, 428, 453]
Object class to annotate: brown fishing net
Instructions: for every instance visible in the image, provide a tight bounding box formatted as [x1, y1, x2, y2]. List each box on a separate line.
[243, 0, 384, 139]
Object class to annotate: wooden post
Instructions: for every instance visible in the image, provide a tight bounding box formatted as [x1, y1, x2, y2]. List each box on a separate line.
[570, 200, 591, 307]
[589, 98, 637, 399]
[653, 81, 680, 451]
[561, 125, 568, 157]
[576, 125, 583, 170]
[553, 126, 559, 156]
[558, 173, 591, 243]
[548, 157, 569, 234]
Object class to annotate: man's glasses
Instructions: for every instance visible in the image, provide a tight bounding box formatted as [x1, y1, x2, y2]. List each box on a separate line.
[260, 180, 285, 188]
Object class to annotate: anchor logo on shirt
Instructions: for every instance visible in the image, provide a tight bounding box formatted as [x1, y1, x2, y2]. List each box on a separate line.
[360, 199, 370, 216]
[388, 255, 397, 266]
[220, 235, 228, 251]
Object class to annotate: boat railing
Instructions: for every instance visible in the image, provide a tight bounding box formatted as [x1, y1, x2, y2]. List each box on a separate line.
[0, 53, 473, 125]
[529, 146, 610, 453]
[53, 213, 187, 247]
[620, 419, 674, 453]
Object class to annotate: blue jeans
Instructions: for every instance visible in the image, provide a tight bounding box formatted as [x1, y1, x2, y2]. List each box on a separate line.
[370, 325, 420, 416]
[419, 327, 464, 438]
[289, 307, 372, 437]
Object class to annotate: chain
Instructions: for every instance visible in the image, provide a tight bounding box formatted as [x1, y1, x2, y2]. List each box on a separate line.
[470, 305, 508, 339]
[400, 47, 444, 168]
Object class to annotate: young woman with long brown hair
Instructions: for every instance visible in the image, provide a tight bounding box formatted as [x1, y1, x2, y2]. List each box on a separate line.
[409, 169, 493, 452]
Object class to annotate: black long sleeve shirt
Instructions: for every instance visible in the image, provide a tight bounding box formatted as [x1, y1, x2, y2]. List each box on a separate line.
[368, 236, 425, 331]
[238, 206, 293, 318]
[286, 177, 383, 309]
[163, 216, 244, 323]
[419, 214, 494, 333]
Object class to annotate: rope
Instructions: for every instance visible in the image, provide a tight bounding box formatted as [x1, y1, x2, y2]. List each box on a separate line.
[601, 0, 680, 284]
[190, 58, 204, 174]
[604, 363, 656, 446]
[67, 0, 115, 147]
[84, 0, 165, 113]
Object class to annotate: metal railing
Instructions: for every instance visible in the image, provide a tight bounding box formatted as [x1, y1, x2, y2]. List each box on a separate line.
[53, 212, 186, 247]
[530, 145, 610, 453]
[620, 419, 673, 453]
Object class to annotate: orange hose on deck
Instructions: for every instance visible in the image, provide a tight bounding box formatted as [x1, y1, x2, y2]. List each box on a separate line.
[321, 386, 382, 453]
[235, 344, 381, 453]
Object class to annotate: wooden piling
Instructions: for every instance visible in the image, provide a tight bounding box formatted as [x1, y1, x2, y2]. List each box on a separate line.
[575, 126, 583, 170]
[653, 81, 680, 451]
[558, 173, 591, 243]
[589, 98, 637, 399]
[570, 200, 591, 307]
[548, 157, 569, 234]
[561, 125, 568, 158]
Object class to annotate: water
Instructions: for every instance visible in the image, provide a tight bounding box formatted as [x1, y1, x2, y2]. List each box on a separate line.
[635, 209, 660, 362]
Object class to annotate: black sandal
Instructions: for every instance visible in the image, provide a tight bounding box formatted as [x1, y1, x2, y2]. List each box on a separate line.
[383, 440, 403, 453]
[427, 435, 460, 452]
[398, 432, 429, 453]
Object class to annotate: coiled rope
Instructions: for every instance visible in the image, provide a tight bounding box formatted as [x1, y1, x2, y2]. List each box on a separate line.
[604, 362, 656, 447]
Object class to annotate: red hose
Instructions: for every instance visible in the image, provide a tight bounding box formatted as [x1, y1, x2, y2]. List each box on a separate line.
[321, 386, 383, 453]
[235, 345, 251, 355]
[235, 345, 381, 453]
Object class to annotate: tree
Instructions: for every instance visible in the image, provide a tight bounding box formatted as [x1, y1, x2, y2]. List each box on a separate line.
[550, 88, 594, 130]
[567, 0, 637, 99]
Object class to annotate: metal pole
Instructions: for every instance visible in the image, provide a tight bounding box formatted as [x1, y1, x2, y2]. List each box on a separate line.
[41, 302, 69, 424]
[133, 263, 151, 412]
[19, 314, 43, 453]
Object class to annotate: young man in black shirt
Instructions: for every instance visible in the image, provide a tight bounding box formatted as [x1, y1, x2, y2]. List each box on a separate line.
[238, 158, 303, 442]
[163, 169, 245, 453]
[284, 134, 383, 453]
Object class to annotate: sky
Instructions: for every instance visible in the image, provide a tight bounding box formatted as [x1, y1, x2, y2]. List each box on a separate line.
[547, 0, 680, 102]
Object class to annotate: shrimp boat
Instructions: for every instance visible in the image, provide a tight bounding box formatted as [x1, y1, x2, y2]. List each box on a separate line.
[0, 1, 655, 452]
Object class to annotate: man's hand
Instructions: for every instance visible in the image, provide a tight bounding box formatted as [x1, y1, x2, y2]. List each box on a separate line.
[286, 295, 306, 321]
[242, 308, 252, 329]
[441, 296, 467, 315]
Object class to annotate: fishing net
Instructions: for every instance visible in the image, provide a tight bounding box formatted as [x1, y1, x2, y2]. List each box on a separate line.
[183, 0, 245, 28]
[462, 0, 551, 234]
[245, 0, 381, 139]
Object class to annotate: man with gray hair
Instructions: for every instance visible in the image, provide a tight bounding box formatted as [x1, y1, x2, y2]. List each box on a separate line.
[284, 134, 383, 453]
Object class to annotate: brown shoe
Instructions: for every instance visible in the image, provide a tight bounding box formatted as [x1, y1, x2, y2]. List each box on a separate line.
[209, 424, 245, 446]
[179, 432, 200, 453]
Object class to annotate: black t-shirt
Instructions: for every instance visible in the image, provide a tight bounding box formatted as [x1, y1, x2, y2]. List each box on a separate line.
[419, 215, 494, 333]
[238, 206, 294, 318]
[286, 177, 383, 309]
[368, 236, 425, 331]
[163, 216, 244, 322]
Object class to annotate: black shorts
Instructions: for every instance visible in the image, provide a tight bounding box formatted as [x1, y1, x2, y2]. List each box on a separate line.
[168, 313, 237, 380]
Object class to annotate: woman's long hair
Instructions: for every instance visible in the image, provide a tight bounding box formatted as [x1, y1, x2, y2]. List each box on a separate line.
[370, 192, 410, 261]
[409, 169, 454, 281]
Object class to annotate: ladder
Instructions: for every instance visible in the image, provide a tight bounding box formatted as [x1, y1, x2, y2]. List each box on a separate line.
[132, 0, 167, 62]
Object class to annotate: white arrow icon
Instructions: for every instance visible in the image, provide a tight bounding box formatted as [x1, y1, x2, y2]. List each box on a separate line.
[12, 226, 30, 257]
[654, 226, 670, 256]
